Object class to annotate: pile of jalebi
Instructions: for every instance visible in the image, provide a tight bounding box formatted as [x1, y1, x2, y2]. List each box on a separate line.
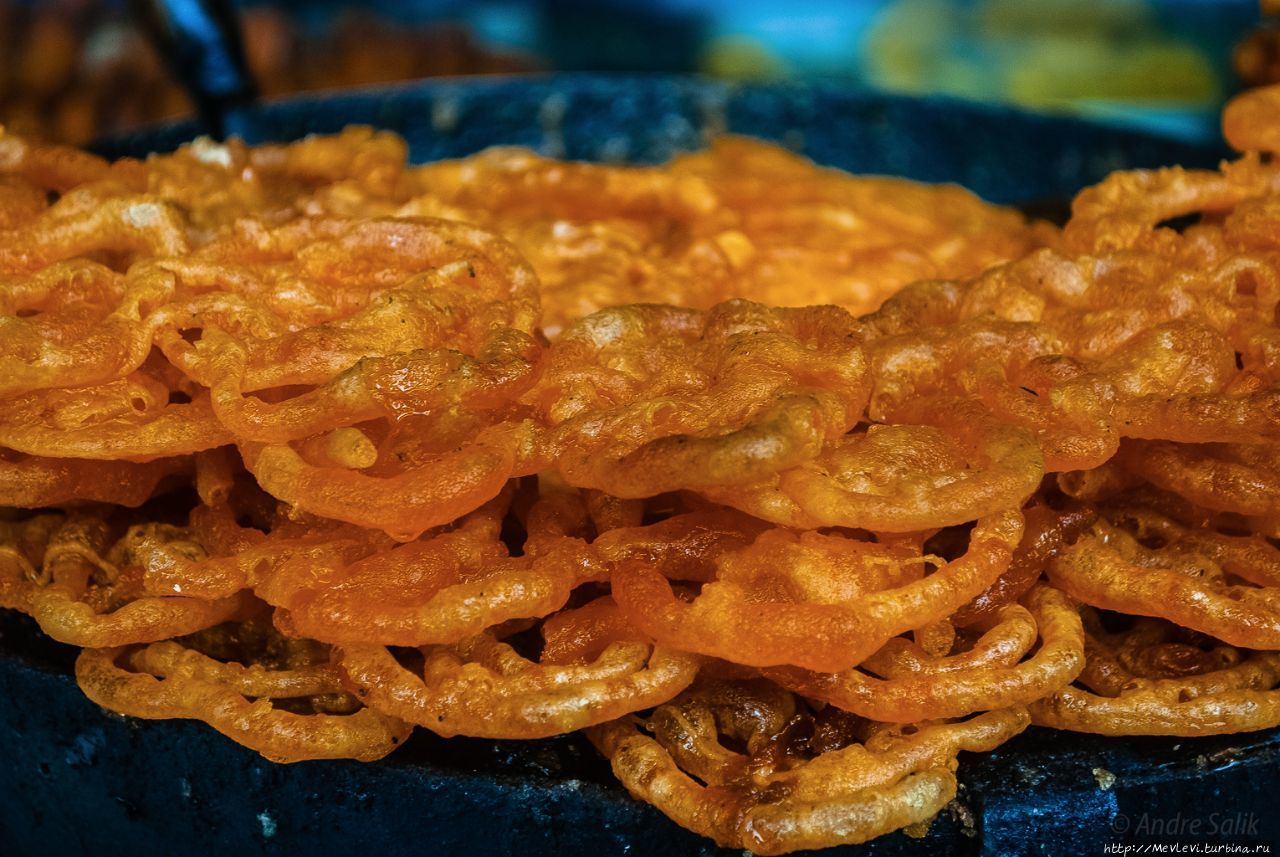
[5, 83, 1280, 852]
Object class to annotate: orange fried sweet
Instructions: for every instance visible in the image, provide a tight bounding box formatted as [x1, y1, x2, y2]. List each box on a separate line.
[767, 584, 1084, 722]
[334, 602, 698, 739]
[76, 618, 411, 762]
[589, 680, 1029, 854]
[0, 513, 251, 648]
[612, 509, 1024, 672]
[3, 94, 1280, 853]
[530, 300, 871, 498]
[1031, 608, 1280, 736]
[1048, 502, 1280, 650]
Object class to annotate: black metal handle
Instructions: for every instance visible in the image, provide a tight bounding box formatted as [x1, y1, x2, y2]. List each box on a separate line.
[129, 0, 257, 138]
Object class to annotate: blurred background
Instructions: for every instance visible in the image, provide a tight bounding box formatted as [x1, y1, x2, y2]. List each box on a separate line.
[3, 0, 1273, 147]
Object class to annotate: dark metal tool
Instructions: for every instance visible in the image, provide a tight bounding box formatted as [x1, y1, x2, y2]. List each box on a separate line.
[128, 0, 256, 139]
